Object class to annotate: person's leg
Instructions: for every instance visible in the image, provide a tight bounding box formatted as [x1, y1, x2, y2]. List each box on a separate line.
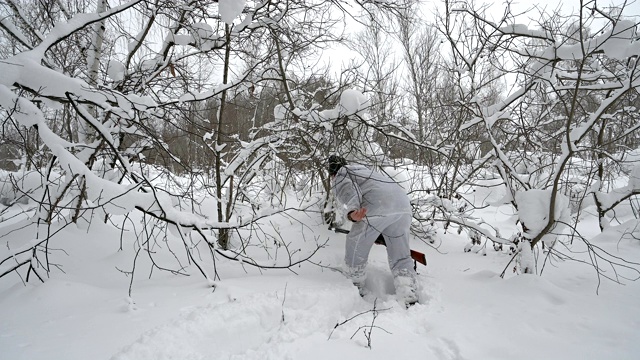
[345, 219, 380, 295]
[381, 213, 418, 305]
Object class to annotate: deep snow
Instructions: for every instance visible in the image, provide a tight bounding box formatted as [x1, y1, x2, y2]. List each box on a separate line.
[1, 195, 640, 360]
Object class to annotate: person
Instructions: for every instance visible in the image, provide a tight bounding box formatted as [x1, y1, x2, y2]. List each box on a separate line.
[328, 155, 418, 306]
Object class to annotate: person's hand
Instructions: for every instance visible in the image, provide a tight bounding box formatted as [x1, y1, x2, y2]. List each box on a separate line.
[348, 208, 367, 222]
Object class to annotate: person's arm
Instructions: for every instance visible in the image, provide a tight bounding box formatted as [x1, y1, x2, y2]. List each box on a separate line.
[333, 169, 364, 220]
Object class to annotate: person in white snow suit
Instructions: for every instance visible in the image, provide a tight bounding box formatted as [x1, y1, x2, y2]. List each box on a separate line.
[328, 155, 418, 306]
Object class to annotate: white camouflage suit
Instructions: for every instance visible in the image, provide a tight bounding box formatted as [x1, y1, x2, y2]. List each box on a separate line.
[332, 164, 418, 303]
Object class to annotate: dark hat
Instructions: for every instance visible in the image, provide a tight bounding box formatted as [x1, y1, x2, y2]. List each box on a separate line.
[328, 155, 347, 176]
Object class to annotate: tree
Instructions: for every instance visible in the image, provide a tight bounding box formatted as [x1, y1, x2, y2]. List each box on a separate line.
[0, 0, 408, 289]
[435, 0, 640, 279]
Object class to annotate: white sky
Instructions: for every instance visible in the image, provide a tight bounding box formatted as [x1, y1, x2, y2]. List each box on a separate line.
[419, 0, 640, 23]
[322, 0, 640, 87]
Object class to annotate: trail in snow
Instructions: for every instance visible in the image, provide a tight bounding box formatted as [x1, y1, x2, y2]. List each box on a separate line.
[3, 201, 640, 360]
[109, 261, 454, 360]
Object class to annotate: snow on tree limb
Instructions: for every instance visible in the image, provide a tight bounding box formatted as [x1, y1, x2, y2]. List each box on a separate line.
[596, 164, 640, 213]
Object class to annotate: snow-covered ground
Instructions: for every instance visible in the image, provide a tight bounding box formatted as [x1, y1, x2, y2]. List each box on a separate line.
[1, 197, 640, 360]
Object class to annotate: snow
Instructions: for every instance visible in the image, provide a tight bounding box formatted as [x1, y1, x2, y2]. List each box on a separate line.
[318, 108, 339, 121]
[1, 181, 640, 360]
[0, 85, 41, 127]
[0, 53, 133, 120]
[191, 22, 215, 50]
[126, 93, 157, 109]
[594, 20, 640, 60]
[107, 60, 126, 82]
[339, 89, 370, 117]
[523, 19, 640, 78]
[0, 17, 33, 49]
[234, 11, 254, 32]
[292, 89, 370, 128]
[172, 34, 194, 46]
[596, 164, 640, 211]
[515, 189, 571, 243]
[219, 0, 246, 25]
[128, 30, 145, 53]
[499, 24, 552, 39]
[274, 104, 287, 122]
[0, 169, 52, 204]
[382, 166, 411, 191]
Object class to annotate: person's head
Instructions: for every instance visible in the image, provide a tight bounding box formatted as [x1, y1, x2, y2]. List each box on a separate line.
[327, 155, 347, 177]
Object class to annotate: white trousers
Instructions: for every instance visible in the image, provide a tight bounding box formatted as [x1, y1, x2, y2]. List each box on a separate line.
[345, 212, 416, 283]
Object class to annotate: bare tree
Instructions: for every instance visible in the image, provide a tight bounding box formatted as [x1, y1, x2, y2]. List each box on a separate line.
[0, 0, 407, 289]
[434, 0, 640, 280]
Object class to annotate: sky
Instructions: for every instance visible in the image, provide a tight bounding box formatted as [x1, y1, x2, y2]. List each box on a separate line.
[323, 0, 640, 82]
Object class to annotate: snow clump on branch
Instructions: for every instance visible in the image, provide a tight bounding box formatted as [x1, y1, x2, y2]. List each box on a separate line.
[338, 89, 370, 117]
[219, 0, 247, 25]
[515, 189, 571, 248]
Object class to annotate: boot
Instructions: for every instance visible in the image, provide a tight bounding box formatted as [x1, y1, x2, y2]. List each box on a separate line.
[394, 272, 418, 307]
[348, 264, 367, 297]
